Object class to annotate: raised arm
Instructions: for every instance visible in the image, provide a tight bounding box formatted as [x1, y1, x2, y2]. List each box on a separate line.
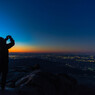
[5, 36, 15, 49]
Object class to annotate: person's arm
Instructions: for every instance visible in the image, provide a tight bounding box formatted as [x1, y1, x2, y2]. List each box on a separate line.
[6, 36, 15, 49]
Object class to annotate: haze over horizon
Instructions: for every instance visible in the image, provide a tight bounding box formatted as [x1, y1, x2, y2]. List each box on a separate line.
[0, 0, 95, 53]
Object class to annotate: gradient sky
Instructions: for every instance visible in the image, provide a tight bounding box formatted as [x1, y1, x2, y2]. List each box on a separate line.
[0, 0, 95, 53]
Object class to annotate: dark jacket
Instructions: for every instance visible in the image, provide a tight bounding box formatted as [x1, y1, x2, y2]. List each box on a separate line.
[0, 37, 15, 72]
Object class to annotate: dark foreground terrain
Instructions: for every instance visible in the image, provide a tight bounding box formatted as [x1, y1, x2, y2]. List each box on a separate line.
[0, 57, 95, 95]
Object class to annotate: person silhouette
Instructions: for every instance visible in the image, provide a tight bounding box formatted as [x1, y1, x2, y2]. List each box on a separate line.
[0, 35, 15, 90]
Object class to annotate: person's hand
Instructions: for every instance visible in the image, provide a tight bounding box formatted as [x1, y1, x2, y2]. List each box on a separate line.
[5, 36, 9, 41]
[7, 35, 12, 39]
[5, 35, 12, 41]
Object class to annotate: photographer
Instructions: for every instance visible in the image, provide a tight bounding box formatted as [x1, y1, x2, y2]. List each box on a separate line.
[0, 35, 15, 90]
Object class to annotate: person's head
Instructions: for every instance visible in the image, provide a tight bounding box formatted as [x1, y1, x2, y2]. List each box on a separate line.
[0, 37, 6, 47]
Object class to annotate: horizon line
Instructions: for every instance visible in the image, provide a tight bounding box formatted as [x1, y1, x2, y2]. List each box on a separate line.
[9, 51, 95, 54]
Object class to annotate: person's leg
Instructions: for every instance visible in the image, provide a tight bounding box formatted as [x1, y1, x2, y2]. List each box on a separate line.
[1, 72, 7, 90]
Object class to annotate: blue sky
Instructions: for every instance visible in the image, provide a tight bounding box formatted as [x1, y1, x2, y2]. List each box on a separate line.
[0, 0, 95, 53]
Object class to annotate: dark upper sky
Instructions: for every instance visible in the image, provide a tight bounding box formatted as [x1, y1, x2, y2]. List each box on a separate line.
[0, 0, 95, 53]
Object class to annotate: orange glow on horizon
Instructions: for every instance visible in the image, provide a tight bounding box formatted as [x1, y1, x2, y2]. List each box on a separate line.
[9, 45, 65, 53]
[9, 45, 38, 53]
[9, 45, 93, 53]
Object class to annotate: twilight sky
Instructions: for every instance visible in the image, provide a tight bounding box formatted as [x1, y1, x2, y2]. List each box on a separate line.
[0, 0, 95, 53]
